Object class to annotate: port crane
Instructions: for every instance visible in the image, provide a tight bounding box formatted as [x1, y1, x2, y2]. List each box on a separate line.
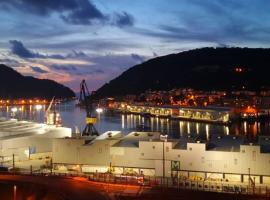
[79, 80, 99, 136]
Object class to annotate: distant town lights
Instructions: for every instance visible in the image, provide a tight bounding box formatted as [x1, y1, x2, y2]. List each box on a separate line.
[96, 108, 103, 113]
[11, 107, 18, 112]
[35, 105, 42, 110]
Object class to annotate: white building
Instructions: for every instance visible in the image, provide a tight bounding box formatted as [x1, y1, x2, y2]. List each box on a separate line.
[52, 131, 270, 185]
[0, 118, 72, 161]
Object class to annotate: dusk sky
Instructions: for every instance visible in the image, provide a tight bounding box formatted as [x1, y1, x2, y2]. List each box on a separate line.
[0, 0, 270, 92]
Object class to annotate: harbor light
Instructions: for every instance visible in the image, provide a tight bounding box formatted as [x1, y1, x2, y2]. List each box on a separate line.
[96, 108, 103, 113]
[11, 107, 18, 113]
[35, 105, 42, 110]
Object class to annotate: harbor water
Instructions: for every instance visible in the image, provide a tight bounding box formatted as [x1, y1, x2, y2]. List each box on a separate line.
[0, 101, 270, 142]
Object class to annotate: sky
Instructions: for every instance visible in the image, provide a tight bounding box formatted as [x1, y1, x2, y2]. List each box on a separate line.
[0, 0, 270, 92]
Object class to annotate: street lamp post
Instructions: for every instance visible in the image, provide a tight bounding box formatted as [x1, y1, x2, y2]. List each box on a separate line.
[160, 134, 168, 184]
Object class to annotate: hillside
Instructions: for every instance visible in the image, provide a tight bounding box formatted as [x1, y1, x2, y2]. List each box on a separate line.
[95, 47, 270, 97]
[0, 64, 75, 99]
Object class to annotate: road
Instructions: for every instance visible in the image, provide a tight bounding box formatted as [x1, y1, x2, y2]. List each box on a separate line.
[0, 174, 268, 200]
[0, 174, 145, 200]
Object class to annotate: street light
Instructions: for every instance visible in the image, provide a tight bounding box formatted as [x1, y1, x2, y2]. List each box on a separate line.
[35, 105, 42, 110]
[11, 107, 18, 118]
[160, 134, 168, 183]
[11, 107, 18, 113]
[96, 108, 103, 113]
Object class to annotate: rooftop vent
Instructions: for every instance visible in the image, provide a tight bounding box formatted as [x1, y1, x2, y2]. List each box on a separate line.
[196, 141, 200, 143]
[249, 143, 253, 146]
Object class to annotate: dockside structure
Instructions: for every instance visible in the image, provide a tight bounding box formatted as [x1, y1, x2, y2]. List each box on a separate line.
[53, 131, 270, 185]
[115, 104, 232, 124]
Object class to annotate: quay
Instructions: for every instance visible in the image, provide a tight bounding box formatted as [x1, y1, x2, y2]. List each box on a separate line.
[112, 104, 232, 124]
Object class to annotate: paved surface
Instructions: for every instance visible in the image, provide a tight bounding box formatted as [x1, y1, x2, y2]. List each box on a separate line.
[0, 174, 268, 200]
[0, 174, 146, 200]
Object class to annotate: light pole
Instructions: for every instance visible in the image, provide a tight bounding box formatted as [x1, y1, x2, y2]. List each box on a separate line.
[11, 107, 17, 118]
[160, 134, 168, 183]
[35, 105, 42, 122]
[248, 168, 251, 188]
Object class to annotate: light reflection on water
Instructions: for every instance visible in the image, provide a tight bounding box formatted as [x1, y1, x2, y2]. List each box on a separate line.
[0, 101, 270, 142]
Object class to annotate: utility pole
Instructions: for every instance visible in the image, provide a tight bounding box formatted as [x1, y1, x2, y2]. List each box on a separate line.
[12, 154, 15, 169]
[50, 158, 53, 174]
[160, 134, 168, 185]
[163, 141, 165, 180]
[248, 168, 251, 188]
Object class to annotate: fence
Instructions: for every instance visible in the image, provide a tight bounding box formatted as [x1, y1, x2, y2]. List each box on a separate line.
[1, 171, 270, 197]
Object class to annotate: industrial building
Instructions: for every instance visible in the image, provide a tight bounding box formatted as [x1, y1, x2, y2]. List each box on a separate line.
[118, 105, 232, 124]
[0, 118, 72, 162]
[53, 131, 270, 185]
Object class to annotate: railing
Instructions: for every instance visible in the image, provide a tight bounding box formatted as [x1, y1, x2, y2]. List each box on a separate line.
[1, 171, 270, 196]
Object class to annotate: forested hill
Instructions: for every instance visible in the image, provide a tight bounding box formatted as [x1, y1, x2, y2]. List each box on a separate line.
[0, 64, 75, 99]
[96, 47, 270, 97]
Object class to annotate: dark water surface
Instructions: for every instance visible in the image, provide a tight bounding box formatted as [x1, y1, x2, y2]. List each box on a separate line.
[1, 101, 270, 142]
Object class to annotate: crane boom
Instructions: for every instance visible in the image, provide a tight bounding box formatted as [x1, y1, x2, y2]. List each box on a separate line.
[79, 80, 99, 136]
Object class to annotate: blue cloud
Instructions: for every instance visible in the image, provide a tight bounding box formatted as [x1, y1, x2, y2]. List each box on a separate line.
[30, 66, 48, 74]
[113, 12, 134, 28]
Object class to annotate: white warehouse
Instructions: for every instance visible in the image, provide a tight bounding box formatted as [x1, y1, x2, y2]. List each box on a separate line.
[0, 118, 72, 161]
[52, 131, 270, 185]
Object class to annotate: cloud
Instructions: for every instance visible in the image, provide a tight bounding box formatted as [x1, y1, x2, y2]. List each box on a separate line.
[60, 1, 106, 25]
[113, 12, 134, 28]
[9, 40, 38, 58]
[50, 64, 77, 71]
[30, 66, 48, 74]
[131, 53, 144, 63]
[9, 40, 65, 59]
[0, 1, 135, 27]
[0, 0, 106, 25]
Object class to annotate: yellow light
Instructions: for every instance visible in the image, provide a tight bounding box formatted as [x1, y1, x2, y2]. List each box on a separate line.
[11, 107, 18, 112]
[35, 105, 42, 110]
[96, 108, 103, 113]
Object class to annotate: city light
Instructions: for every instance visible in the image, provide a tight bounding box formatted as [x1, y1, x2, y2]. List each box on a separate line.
[35, 105, 42, 110]
[96, 108, 103, 113]
[11, 107, 18, 113]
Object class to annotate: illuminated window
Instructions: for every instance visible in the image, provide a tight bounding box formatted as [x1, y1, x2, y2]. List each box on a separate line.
[152, 146, 155, 149]
[189, 147, 192, 151]
[178, 154, 180, 158]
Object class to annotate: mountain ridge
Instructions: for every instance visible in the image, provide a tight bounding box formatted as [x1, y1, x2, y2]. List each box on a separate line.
[95, 47, 270, 98]
[0, 64, 75, 99]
